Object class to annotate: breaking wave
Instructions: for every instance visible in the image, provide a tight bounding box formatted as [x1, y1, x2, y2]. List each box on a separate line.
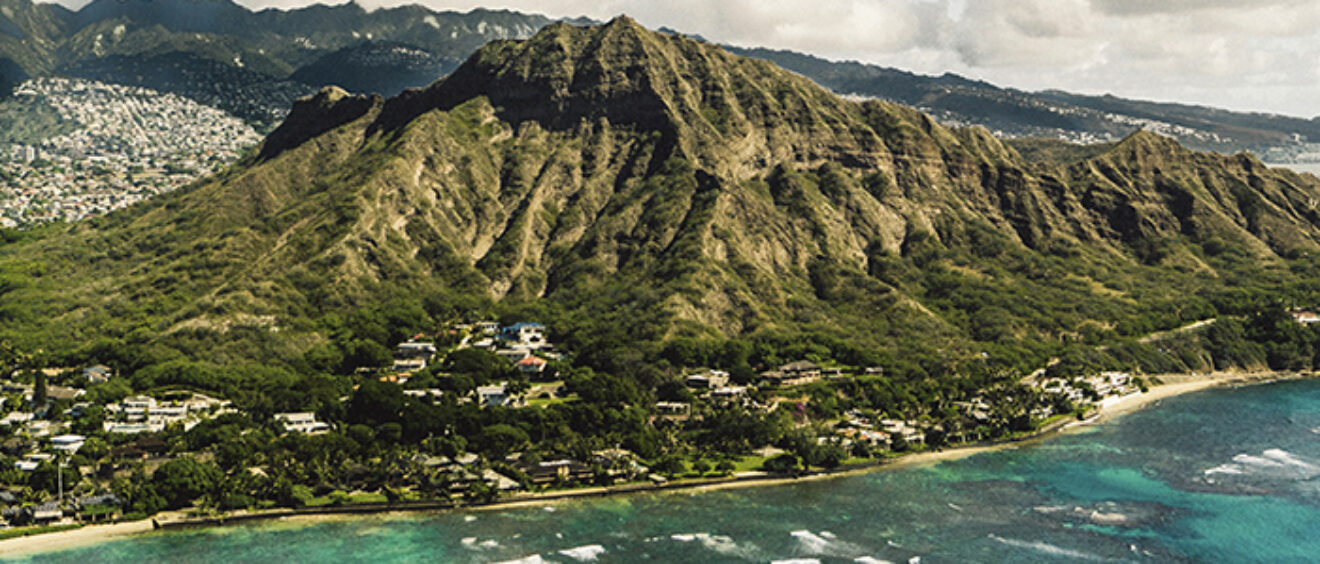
[989, 534, 1107, 561]
[557, 544, 607, 561]
[1204, 448, 1320, 480]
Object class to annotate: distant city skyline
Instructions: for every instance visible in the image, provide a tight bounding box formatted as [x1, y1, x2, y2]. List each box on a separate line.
[40, 0, 1320, 118]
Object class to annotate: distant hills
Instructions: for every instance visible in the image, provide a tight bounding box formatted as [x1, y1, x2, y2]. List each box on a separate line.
[4, 18, 1320, 381]
[726, 45, 1320, 158]
[0, 0, 1316, 159]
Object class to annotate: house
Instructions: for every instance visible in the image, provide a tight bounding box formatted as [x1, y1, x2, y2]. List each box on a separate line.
[51, 434, 85, 453]
[47, 386, 83, 402]
[781, 360, 822, 378]
[500, 322, 548, 348]
[522, 459, 594, 486]
[654, 401, 691, 419]
[76, 493, 121, 509]
[481, 469, 523, 491]
[395, 340, 438, 360]
[475, 321, 500, 334]
[515, 355, 548, 375]
[710, 386, 748, 401]
[24, 420, 54, 438]
[685, 370, 729, 389]
[1292, 310, 1320, 324]
[477, 383, 522, 408]
[31, 501, 62, 524]
[120, 395, 157, 414]
[76, 493, 121, 522]
[104, 422, 164, 434]
[403, 389, 445, 400]
[274, 412, 330, 434]
[0, 411, 33, 426]
[392, 358, 427, 372]
[760, 361, 822, 387]
[110, 436, 169, 460]
[83, 365, 112, 384]
[495, 349, 532, 363]
[393, 341, 437, 372]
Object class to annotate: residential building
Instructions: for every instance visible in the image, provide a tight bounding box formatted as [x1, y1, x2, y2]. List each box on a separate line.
[274, 412, 330, 434]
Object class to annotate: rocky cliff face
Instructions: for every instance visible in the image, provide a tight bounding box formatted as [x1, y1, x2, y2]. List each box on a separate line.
[11, 17, 1320, 349]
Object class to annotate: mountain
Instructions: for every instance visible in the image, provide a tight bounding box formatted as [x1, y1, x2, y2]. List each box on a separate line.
[0, 0, 580, 126]
[4, 17, 1320, 383]
[726, 45, 1320, 158]
[3, 0, 1316, 160]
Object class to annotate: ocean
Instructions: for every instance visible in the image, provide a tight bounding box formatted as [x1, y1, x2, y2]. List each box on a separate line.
[15, 378, 1320, 563]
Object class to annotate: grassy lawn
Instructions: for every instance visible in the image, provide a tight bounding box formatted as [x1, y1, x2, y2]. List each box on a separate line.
[304, 492, 390, 507]
[526, 396, 577, 408]
[731, 454, 770, 472]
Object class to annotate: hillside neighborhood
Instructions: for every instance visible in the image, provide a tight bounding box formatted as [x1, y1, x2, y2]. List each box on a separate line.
[0, 78, 261, 228]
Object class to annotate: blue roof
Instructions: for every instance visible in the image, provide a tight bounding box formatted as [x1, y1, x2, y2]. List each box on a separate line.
[504, 322, 545, 330]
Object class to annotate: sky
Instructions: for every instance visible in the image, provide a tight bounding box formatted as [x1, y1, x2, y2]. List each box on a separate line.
[49, 0, 1320, 118]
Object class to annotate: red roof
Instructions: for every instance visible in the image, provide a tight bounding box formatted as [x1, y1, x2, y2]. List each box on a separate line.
[517, 356, 547, 366]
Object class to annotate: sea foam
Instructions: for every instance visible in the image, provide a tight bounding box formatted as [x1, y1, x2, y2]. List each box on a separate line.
[1204, 448, 1320, 479]
[989, 534, 1106, 561]
[557, 544, 607, 561]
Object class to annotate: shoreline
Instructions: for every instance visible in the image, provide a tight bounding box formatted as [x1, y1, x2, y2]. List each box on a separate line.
[1, 369, 1308, 557]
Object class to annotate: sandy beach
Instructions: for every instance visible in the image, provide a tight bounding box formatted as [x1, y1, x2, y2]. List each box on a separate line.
[0, 518, 156, 558]
[0, 369, 1308, 557]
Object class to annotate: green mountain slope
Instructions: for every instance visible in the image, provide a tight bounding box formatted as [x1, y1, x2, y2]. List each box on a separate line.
[4, 17, 1320, 383]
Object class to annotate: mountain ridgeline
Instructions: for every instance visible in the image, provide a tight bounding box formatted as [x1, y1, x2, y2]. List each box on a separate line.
[726, 45, 1320, 156]
[5, 17, 1320, 384]
[0, 0, 578, 125]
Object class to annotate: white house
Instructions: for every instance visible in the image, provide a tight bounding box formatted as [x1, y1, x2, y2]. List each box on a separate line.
[274, 412, 330, 434]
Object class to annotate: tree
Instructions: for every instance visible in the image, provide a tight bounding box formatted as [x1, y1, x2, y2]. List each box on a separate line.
[152, 457, 222, 509]
[691, 458, 711, 476]
[33, 372, 47, 406]
[347, 380, 405, 427]
[652, 455, 686, 478]
[445, 349, 511, 382]
[715, 458, 736, 476]
[29, 460, 80, 495]
[763, 454, 800, 474]
[475, 424, 529, 459]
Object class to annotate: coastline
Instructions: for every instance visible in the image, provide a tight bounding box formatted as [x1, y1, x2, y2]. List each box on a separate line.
[1, 369, 1308, 558]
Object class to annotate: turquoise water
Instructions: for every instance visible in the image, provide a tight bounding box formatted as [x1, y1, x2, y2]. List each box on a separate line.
[15, 379, 1320, 563]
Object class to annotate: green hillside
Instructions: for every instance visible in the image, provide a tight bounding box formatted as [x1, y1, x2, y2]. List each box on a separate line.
[3, 17, 1320, 394]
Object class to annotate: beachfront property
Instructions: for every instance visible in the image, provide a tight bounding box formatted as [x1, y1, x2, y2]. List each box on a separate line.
[1032, 371, 1136, 407]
